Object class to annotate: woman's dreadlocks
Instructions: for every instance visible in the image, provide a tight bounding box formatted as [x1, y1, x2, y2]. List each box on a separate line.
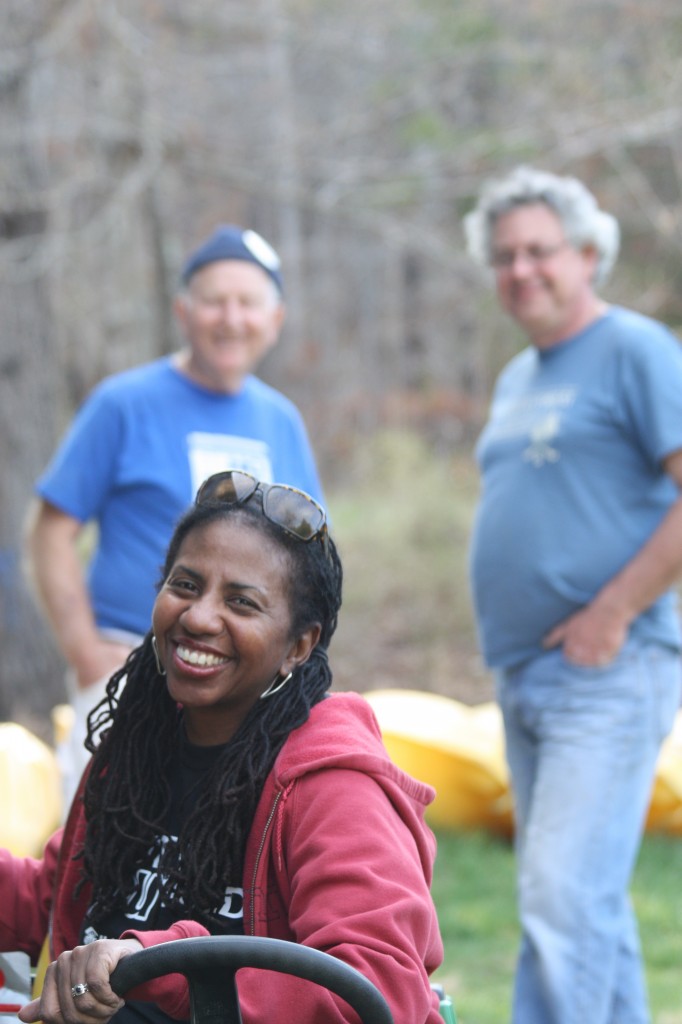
[80, 497, 342, 928]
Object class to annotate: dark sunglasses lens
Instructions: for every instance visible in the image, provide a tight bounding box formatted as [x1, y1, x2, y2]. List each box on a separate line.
[196, 471, 258, 505]
[264, 486, 326, 540]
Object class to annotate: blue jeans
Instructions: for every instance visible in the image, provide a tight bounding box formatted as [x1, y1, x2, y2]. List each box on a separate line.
[497, 641, 681, 1024]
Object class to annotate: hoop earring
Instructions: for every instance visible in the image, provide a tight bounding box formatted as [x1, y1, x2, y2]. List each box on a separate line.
[260, 671, 292, 700]
[151, 635, 166, 676]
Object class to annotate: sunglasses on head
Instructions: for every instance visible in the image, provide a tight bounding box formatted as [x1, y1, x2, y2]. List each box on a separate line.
[195, 470, 329, 556]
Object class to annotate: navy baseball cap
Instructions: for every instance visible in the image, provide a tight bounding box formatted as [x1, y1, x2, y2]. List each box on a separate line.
[181, 225, 283, 294]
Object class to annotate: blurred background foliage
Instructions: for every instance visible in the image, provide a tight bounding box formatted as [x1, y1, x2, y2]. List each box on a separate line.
[2, 0, 682, 725]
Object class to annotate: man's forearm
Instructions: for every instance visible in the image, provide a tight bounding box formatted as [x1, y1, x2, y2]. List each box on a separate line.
[24, 500, 103, 677]
[593, 494, 682, 626]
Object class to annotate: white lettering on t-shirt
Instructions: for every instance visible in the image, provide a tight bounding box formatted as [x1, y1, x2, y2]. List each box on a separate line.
[187, 432, 274, 499]
[486, 386, 577, 466]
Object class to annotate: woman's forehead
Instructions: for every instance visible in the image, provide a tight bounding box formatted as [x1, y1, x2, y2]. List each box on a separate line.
[174, 516, 291, 578]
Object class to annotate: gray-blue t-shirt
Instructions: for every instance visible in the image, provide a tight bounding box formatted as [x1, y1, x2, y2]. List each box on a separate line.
[470, 306, 682, 668]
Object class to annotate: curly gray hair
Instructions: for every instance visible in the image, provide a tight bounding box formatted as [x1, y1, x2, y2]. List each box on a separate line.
[463, 165, 620, 287]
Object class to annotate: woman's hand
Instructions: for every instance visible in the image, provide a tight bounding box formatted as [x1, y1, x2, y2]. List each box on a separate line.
[18, 939, 143, 1024]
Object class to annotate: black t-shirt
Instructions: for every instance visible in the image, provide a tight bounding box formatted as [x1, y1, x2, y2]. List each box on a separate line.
[82, 730, 244, 1024]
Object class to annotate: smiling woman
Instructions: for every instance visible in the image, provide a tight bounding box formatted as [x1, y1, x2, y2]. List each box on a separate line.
[2, 473, 444, 1024]
[152, 518, 320, 746]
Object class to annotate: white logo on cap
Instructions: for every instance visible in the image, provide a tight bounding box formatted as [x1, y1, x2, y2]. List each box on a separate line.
[243, 229, 281, 271]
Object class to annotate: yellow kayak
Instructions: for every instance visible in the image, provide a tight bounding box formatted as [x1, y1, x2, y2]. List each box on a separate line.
[365, 689, 682, 838]
[0, 722, 62, 856]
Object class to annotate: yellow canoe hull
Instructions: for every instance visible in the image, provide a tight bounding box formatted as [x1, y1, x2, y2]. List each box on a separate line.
[364, 690, 513, 837]
[0, 722, 62, 856]
[365, 689, 682, 838]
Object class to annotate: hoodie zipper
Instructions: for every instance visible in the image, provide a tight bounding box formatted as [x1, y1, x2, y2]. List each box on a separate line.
[248, 791, 282, 935]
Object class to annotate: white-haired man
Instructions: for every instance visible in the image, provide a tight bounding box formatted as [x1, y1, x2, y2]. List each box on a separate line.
[465, 166, 682, 1024]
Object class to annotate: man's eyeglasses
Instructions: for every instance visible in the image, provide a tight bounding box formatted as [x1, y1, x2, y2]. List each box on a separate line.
[195, 470, 329, 556]
[489, 240, 569, 269]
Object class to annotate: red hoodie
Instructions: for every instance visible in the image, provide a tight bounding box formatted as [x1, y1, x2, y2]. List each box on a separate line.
[0, 693, 444, 1024]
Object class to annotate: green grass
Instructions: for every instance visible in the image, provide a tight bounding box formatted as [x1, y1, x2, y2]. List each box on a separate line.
[430, 830, 682, 1024]
[430, 831, 517, 1023]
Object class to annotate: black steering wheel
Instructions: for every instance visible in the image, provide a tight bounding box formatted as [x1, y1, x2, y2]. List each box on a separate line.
[110, 935, 394, 1024]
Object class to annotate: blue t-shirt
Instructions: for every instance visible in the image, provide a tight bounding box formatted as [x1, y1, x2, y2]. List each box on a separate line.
[470, 306, 682, 668]
[37, 358, 324, 636]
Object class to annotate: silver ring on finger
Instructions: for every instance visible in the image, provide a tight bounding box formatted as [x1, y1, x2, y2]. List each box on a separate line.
[71, 983, 89, 999]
